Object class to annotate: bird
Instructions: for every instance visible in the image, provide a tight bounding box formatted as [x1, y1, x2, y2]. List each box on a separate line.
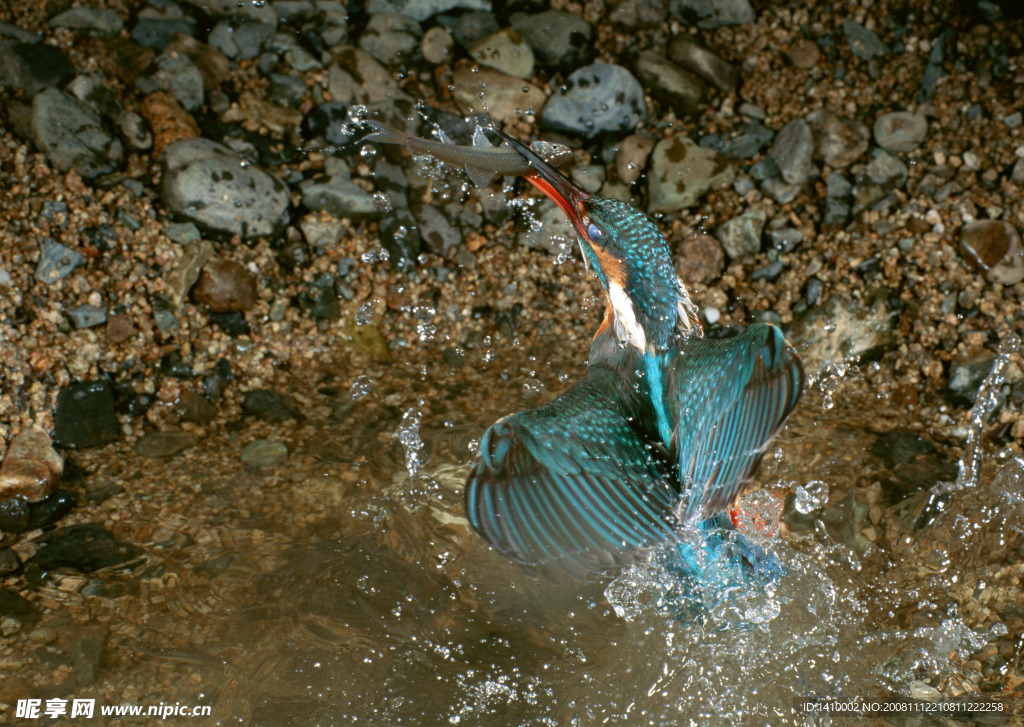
[464, 130, 804, 580]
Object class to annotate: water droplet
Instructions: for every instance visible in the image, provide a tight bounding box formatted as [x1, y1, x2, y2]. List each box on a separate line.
[795, 480, 830, 514]
[372, 192, 392, 212]
[360, 145, 377, 161]
[350, 375, 374, 400]
[522, 378, 543, 396]
[355, 301, 375, 325]
[393, 407, 424, 477]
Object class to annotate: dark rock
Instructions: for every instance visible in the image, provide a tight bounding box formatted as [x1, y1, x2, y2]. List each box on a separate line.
[68, 304, 107, 329]
[209, 310, 251, 337]
[378, 208, 422, 270]
[193, 258, 258, 312]
[27, 490, 77, 530]
[0, 41, 75, 97]
[0, 498, 30, 534]
[751, 260, 787, 281]
[301, 276, 341, 319]
[28, 523, 144, 572]
[202, 358, 233, 403]
[366, 0, 490, 22]
[136, 52, 204, 111]
[870, 430, 937, 470]
[174, 391, 217, 423]
[131, 12, 196, 51]
[632, 51, 705, 118]
[670, 0, 754, 28]
[208, 19, 275, 60]
[301, 102, 358, 147]
[53, 381, 120, 449]
[0, 549, 19, 575]
[958, 220, 1024, 286]
[947, 350, 999, 405]
[452, 11, 499, 50]
[719, 121, 773, 159]
[509, 10, 593, 71]
[610, 0, 668, 28]
[0, 589, 34, 617]
[31, 88, 123, 178]
[542, 63, 646, 139]
[666, 36, 737, 91]
[243, 390, 298, 422]
[160, 138, 290, 240]
[841, 18, 887, 60]
[135, 431, 198, 458]
[160, 350, 194, 379]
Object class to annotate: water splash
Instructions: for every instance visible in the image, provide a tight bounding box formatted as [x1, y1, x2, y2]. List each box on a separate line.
[350, 375, 374, 400]
[794, 480, 830, 514]
[393, 407, 425, 477]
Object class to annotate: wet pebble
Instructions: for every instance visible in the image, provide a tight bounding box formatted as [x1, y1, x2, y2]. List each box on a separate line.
[541, 62, 646, 138]
[136, 52, 204, 111]
[415, 205, 462, 255]
[34, 238, 83, 285]
[299, 214, 345, 249]
[241, 440, 289, 468]
[841, 18, 887, 60]
[174, 391, 217, 423]
[27, 490, 77, 530]
[452, 64, 545, 124]
[768, 227, 803, 252]
[610, 0, 668, 28]
[0, 497, 30, 534]
[131, 8, 196, 50]
[0, 589, 34, 618]
[674, 232, 724, 283]
[647, 135, 734, 212]
[209, 19, 275, 60]
[243, 390, 298, 422]
[510, 10, 593, 71]
[453, 11, 499, 50]
[51, 7, 123, 36]
[160, 138, 290, 240]
[378, 208, 422, 270]
[716, 209, 766, 259]
[193, 258, 257, 312]
[0, 427, 63, 503]
[420, 26, 454, 64]
[359, 13, 422, 66]
[719, 121, 773, 160]
[762, 177, 802, 204]
[0, 549, 19, 575]
[367, 0, 488, 22]
[615, 134, 655, 184]
[67, 304, 107, 329]
[632, 51, 705, 118]
[0, 40, 74, 96]
[31, 88, 123, 178]
[672, 0, 754, 28]
[267, 73, 306, 107]
[53, 380, 121, 449]
[873, 111, 927, 153]
[959, 220, 1024, 286]
[135, 431, 198, 458]
[788, 38, 820, 69]
[470, 28, 534, 79]
[666, 36, 737, 92]
[791, 295, 895, 367]
[106, 314, 135, 343]
[864, 151, 908, 188]
[28, 523, 143, 572]
[300, 176, 380, 221]
[807, 111, 869, 168]
[517, 199, 576, 255]
[769, 118, 814, 186]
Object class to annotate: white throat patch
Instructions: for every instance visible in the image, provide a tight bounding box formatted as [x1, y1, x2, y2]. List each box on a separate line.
[608, 282, 647, 352]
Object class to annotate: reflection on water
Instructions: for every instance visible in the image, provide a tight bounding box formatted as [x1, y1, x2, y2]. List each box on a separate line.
[43, 340, 1023, 726]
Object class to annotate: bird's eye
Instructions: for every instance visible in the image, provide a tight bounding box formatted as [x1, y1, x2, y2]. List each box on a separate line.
[586, 221, 605, 244]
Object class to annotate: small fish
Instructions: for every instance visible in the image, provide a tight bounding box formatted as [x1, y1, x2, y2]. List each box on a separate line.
[363, 120, 572, 187]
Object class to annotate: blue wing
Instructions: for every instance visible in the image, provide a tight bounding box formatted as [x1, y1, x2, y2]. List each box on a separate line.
[465, 365, 681, 577]
[669, 323, 804, 520]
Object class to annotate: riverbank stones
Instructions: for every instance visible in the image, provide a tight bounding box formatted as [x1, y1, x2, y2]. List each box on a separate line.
[959, 220, 1024, 286]
[873, 111, 927, 153]
[541, 63, 646, 139]
[31, 88, 123, 178]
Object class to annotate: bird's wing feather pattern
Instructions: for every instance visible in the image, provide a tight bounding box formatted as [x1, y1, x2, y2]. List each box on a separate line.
[670, 324, 804, 520]
[465, 366, 681, 577]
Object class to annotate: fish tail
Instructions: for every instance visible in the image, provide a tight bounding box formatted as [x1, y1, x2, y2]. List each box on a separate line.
[363, 120, 407, 146]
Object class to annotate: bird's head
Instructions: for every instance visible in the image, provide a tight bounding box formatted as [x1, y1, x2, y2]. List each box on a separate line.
[495, 130, 701, 353]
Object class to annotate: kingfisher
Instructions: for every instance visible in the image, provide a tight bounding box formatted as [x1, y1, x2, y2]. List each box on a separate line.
[464, 131, 804, 579]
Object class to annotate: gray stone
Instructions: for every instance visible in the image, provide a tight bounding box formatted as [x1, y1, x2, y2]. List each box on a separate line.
[53, 380, 120, 449]
[0, 41, 74, 96]
[510, 10, 593, 71]
[136, 52, 204, 111]
[273, 1, 317, 23]
[948, 351, 1000, 404]
[666, 35, 737, 92]
[451, 65, 545, 124]
[762, 178, 802, 204]
[1012, 158, 1024, 186]
[135, 431, 197, 458]
[68, 305, 107, 329]
[750, 157, 779, 180]
[791, 295, 896, 368]
[841, 18, 887, 60]
[632, 51, 705, 118]
[647, 135, 734, 213]
[366, 0, 490, 22]
[0, 550, 18, 575]
[316, 1, 348, 45]
[721, 121, 773, 159]
[115, 110, 152, 151]
[826, 171, 852, 198]
[470, 28, 534, 79]
[0, 22, 41, 43]
[671, 0, 754, 28]
[865, 151, 908, 188]
[209, 19, 275, 60]
[31, 88, 123, 178]
[35, 238, 83, 284]
[453, 11, 499, 50]
[181, 0, 277, 24]
[769, 227, 803, 252]
[769, 118, 814, 186]
[359, 13, 422, 66]
[131, 6, 197, 51]
[517, 198, 577, 255]
[610, 0, 668, 28]
[241, 440, 289, 468]
[959, 220, 1024, 286]
[378, 208, 422, 270]
[1003, 112, 1023, 130]
[823, 198, 850, 225]
[50, 8, 123, 36]
[716, 209, 766, 259]
[267, 73, 307, 108]
[163, 222, 201, 245]
[161, 139, 290, 240]
[300, 176, 380, 221]
[415, 205, 462, 254]
[541, 63, 646, 139]
[873, 111, 927, 153]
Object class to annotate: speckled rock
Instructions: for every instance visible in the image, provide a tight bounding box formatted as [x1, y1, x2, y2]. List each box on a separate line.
[769, 118, 814, 185]
[415, 205, 463, 255]
[136, 52, 204, 111]
[193, 258, 258, 312]
[666, 36, 737, 92]
[451, 63, 545, 124]
[959, 220, 1024, 286]
[470, 28, 534, 79]
[31, 87, 123, 178]
[0, 427, 63, 503]
[873, 111, 927, 152]
[541, 63, 646, 139]
[615, 134, 656, 184]
[791, 295, 896, 368]
[647, 135, 734, 213]
[366, 0, 490, 22]
[670, 0, 754, 28]
[509, 10, 593, 71]
[632, 51, 705, 118]
[841, 18, 887, 60]
[674, 232, 725, 283]
[716, 209, 766, 259]
[807, 110, 869, 168]
[160, 138, 290, 240]
[359, 13, 422, 66]
[301, 176, 380, 221]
